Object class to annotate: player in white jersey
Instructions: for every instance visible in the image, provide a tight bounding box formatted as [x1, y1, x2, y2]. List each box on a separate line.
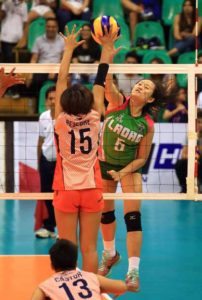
[31, 239, 136, 300]
[0, 67, 24, 98]
[52, 25, 120, 273]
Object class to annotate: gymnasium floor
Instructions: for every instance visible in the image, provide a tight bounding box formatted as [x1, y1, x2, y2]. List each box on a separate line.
[0, 199, 202, 300]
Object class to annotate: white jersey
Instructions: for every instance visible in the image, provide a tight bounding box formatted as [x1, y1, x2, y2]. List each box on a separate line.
[39, 269, 102, 300]
[39, 110, 56, 161]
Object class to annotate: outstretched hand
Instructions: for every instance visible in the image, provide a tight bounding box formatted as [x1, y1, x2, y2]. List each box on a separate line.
[98, 25, 122, 58]
[60, 25, 85, 52]
[0, 67, 25, 91]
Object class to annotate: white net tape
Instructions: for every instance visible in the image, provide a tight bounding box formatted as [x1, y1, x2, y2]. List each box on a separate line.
[0, 63, 201, 200]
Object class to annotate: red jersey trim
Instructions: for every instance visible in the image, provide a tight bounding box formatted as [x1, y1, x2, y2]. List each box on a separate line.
[144, 114, 154, 129]
[105, 96, 129, 116]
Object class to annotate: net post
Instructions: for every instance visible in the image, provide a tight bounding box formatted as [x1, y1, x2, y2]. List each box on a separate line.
[187, 69, 197, 200]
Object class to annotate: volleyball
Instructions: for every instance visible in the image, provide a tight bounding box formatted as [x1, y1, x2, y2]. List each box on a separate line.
[91, 16, 120, 44]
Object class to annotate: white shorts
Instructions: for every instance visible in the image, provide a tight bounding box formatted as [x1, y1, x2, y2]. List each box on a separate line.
[31, 5, 52, 16]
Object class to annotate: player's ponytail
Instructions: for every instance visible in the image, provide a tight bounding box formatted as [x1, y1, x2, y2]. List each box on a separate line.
[142, 78, 178, 116]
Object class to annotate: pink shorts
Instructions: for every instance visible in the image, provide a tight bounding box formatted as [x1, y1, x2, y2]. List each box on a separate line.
[53, 188, 104, 213]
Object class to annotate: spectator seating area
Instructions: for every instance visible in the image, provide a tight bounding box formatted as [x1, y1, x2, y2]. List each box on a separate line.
[0, 0, 201, 118]
[1, 0, 201, 64]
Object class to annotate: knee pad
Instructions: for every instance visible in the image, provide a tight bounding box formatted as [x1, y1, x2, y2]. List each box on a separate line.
[101, 210, 116, 224]
[124, 211, 142, 232]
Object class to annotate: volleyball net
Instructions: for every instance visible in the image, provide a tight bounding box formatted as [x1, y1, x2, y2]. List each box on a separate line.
[0, 63, 201, 201]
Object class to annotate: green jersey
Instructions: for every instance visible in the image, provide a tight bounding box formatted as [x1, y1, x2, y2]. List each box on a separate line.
[99, 99, 154, 166]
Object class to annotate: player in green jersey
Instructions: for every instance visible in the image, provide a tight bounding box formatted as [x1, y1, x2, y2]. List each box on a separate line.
[97, 43, 169, 292]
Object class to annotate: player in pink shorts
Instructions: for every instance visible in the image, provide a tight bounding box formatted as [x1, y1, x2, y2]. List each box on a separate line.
[31, 239, 136, 300]
[52, 25, 120, 273]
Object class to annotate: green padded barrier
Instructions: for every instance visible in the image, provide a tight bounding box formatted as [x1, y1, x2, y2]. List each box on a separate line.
[38, 81, 55, 114]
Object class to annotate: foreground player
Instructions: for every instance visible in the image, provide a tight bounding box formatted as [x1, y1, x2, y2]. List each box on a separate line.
[98, 46, 169, 290]
[52, 25, 120, 273]
[0, 67, 24, 98]
[31, 239, 136, 300]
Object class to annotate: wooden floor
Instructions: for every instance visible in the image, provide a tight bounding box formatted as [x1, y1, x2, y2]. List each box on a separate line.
[0, 256, 52, 299]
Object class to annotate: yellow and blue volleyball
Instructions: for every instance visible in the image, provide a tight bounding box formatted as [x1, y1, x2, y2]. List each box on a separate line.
[91, 16, 120, 44]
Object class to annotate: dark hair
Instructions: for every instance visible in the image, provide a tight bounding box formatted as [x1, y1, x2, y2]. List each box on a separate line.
[45, 85, 56, 99]
[198, 53, 202, 60]
[151, 57, 164, 64]
[60, 84, 94, 115]
[180, 0, 195, 32]
[49, 239, 78, 271]
[46, 17, 58, 26]
[80, 23, 98, 48]
[197, 110, 202, 119]
[138, 79, 178, 115]
[125, 51, 139, 62]
[81, 23, 91, 30]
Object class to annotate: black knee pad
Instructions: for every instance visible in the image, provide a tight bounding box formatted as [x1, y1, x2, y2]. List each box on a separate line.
[124, 211, 142, 232]
[101, 210, 116, 224]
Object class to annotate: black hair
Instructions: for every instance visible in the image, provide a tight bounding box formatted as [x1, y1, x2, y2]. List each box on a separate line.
[138, 79, 178, 116]
[180, 0, 195, 32]
[125, 51, 139, 62]
[197, 110, 202, 119]
[198, 53, 202, 59]
[45, 85, 56, 99]
[80, 22, 99, 49]
[60, 84, 94, 115]
[81, 23, 91, 30]
[49, 239, 78, 271]
[151, 57, 164, 64]
[46, 17, 58, 24]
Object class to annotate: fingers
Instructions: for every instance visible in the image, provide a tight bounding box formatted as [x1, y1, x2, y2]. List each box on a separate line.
[107, 170, 116, 178]
[74, 28, 82, 40]
[9, 67, 16, 76]
[103, 25, 109, 36]
[77, 40, 85, 47]
[114, 46, 122, 55]
[65, 25, 70, 36]
[111, 28, 120, 41]
[59, 32, 66, 40]
[0, 67, 5, 75]
[62, 25, 81, 43]
[71, 24, 76, 35]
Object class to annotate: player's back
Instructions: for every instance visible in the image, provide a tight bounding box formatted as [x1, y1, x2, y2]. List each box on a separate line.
[53, 109, 101, 190]
[39, 269, 101, 300]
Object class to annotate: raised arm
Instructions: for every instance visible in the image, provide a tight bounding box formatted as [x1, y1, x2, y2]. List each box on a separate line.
[102, 32, 124, 110]
[93, 26, 122, 115]
[55, 26, 84, 118]
[0, 68, 24, 98]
